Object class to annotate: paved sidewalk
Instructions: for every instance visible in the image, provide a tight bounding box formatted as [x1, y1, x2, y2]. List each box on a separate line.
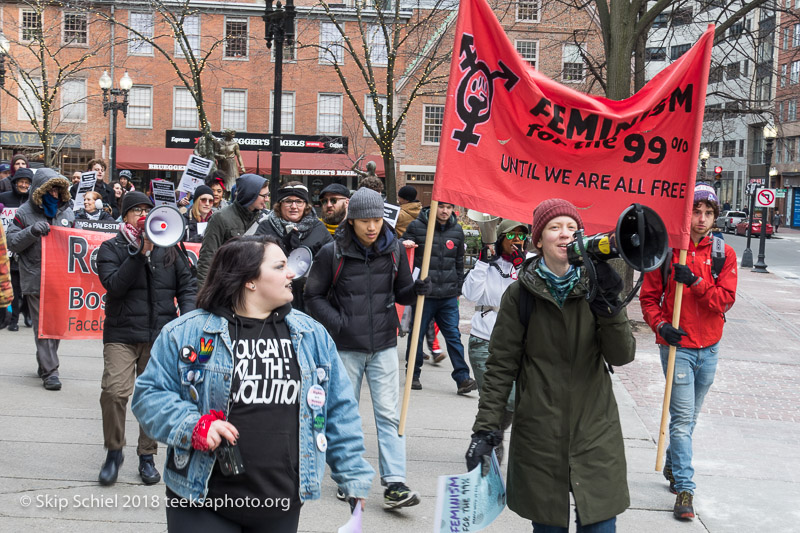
[1, 264, 797, 531]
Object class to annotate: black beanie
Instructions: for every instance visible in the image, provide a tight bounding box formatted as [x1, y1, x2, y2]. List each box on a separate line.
[121, 191, 154, 217]
[398, 185, 418, 202]
[192, 185, 214, 200]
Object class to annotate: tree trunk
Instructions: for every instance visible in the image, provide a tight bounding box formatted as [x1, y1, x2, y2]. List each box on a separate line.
[383, 152, 397, 204]
[604, 0, 635, 100]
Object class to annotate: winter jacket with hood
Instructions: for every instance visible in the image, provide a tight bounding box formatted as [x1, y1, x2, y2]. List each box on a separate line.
[395, 200, 421, 238]
[640, 235, 737, 349]
[196, 174, 267, 285]
[473, 256, 635, 527]
[304, 221, 416, 352]
[97, 233, 197, 345]
[402, 207, 464, 299]
[7, 169, 74, 295]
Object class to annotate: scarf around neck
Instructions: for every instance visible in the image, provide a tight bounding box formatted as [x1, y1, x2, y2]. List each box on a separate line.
[535, 259, 581, 307]
[42, 194, 59, 218]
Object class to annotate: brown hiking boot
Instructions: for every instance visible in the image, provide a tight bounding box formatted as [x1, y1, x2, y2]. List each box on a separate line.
[674, 491, 695, 520]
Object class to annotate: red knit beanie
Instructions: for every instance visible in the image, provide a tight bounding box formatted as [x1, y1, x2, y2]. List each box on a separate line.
[531, 198, 584, 249]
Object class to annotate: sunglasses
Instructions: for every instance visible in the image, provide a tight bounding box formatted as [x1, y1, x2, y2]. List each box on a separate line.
[322, 197, 346, 205]
[505, 232, 528, 241]
[198, 198, 214, 204]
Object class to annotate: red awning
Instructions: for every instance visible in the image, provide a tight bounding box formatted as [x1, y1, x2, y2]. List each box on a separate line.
[116, 146, 384, 177]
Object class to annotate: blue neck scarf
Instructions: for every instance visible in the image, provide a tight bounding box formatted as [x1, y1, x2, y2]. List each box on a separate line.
[535, 259, 581, 307]
[42, 194, 59, 218]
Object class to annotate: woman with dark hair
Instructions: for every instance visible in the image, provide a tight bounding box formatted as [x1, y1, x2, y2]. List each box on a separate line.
[255, 182, 331, 312]
[112, 182, 126, 216]
[183, 185, 215, 243]
[132, 235, 373, 533]
[75, 191, 115, 221]
[207, 172, 229, 212]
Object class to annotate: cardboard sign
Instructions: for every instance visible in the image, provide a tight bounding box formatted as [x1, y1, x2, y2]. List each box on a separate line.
[74, 171, 97, 209]
[383, 202, 401, 228]
[178, 154, 214, 194]
[152, 180, 177, 207]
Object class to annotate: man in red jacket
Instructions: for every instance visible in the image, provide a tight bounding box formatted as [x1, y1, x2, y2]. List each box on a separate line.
[640, 183, 737, 522]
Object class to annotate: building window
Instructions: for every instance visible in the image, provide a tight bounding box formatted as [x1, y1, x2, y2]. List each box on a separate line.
[173, 87, 198, 129]
[368, 25, 388, 67]
[754, 76, 771, 103]
[126, 85, 153, 128]
[790, 99, 797, 121]
[706, 141, 719, 158]
[785, 26, 791, 50]
[708, 66, 723, 84]
[652, 13, 668, 29]
[739, 139, 745, 157]
[21, 10, 42, 41]
[645, 47, 666, 61]
[269, 91, 295, 134]
[175, 14, 200, 58]
[224, 17, 248, 59]
[786, 137, 797, 162]
[317, 93, 342, 135]
[672, 7, 693, 26]
[129, 12, 154, 55]
[61, 78, 87, 122]
[221, 89, 247, 131]
[63, 12, 88, 45]
[794, 24, 800, 47]
[320, 22, 344, 64]
[781, 64, 788, 87]
[516, 40, 539, 68]
[780, 101, 785, 122]
[792, 61, 800, 84]
[422, 104, 445, 144]
[724, 101, 740, 118]
[406, 172, 435, 183]
[670, 44, 691, 60]
[18, 77, 43, 120]
[725, 62, 740, 80]
[723, 140, 737, 158]
[516, 0, 541, 22]
[742, 60, 749, 77]
[364, 95, 387, 137]
[728, 21, 745, 39]
[562, 44, 584, 82]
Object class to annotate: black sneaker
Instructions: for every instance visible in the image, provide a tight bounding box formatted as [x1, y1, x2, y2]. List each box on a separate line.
[674, 491, 695, 520]
[138, 454, 161, 485]
[411, 378, 422, 390]
[457, 378, 477, 395]
[384, 482, 420, 510]
[663, 465, 677, 494]
[43, 375, 62, 391]
[336, 488, 347, 501]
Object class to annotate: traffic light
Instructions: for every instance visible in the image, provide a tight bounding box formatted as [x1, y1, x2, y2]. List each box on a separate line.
[713, 166, 723, 189]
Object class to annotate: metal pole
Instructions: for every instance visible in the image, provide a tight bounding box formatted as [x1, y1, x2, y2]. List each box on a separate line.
[752, 138, 773, 273]
[110, 106, 117, 183]
[741, 186, 756, 268]
[271, 30, 284, 202]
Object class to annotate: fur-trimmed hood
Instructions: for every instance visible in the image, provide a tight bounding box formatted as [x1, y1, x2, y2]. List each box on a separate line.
[29, 168, 72, 208]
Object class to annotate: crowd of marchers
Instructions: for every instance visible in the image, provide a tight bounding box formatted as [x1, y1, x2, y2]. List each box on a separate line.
[0, 159, 736, 533]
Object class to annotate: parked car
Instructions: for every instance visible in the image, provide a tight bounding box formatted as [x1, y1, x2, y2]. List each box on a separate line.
[716, 210, 747, 233]
[735, 218, 773, 238]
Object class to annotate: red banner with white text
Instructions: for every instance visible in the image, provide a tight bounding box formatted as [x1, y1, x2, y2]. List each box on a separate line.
[38, 227, 200, 339]
[434, 0, 714, 249]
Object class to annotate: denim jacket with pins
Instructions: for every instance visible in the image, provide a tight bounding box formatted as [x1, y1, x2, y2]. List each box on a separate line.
[131, 308, 374, 502]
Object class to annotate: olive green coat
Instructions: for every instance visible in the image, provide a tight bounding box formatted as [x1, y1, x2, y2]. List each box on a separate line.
[473, 258, 635, 527]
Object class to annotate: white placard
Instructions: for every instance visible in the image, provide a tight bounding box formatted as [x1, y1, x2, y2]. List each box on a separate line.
[178, 154, 214, 194]
[1, 206, 18, 259]
[152, 180, 177, 207]
[383, 202, 401, 228]
[74, 171, 97, 209]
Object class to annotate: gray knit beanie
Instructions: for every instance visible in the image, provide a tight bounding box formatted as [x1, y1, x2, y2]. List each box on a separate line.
[347, 187, 384, 220]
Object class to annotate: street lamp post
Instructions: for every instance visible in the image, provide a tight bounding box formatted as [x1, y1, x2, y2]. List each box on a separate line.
[752, 124, 776, 274]
[0, 34, 9, 156]
[699, 148, 710, 182]
[264, 0, 295, 201]
[98, 71, 132, 182]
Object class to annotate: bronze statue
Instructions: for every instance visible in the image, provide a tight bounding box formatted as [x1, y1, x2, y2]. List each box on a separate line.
[352, 156, 383, 194]
[216, 129, 246, 190]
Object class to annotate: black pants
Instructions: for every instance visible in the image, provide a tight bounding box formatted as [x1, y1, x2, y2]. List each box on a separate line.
[8, 268, 26, 325]
[166, 505, 301, 533]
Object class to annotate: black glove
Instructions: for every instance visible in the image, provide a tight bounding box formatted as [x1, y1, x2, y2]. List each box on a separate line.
[588, 261, 623, 317]
[414, 277, 432, 296]
[477, 245, 492, 263]
[31, 221, 51, 237]
[672, 264, 698, 286]
[659, 323, 687, 347]
[465, 430, 502, 476]
[282, 225, 301, 251]
[510, 246, 525, 268]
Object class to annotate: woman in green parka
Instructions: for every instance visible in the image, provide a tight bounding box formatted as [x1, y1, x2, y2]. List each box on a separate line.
[466, 199, 636, 532]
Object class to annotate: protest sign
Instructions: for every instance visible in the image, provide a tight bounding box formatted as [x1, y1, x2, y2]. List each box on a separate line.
[1, 207, 18, 259]
[433, 0, 713, 250]
[383, 202, 401, 228]
[433, 453, 506, 533]
[178, 154, 214, 194]
[152, 180, 177, 207]
[74, 220, 119, 233]
[74, 171, 97, 209]
[38, 227, 200, 339]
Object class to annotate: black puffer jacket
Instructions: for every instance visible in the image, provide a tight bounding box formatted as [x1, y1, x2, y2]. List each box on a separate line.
[402, 207, 464, 299]
[305, 222, 415, 353]
[257, 211, 332, 312]
[97, 233, 197, 344]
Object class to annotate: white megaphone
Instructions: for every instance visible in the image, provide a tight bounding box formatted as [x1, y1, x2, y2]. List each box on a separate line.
[287, 246, 313, 278]
[466, 209, 500, 244]
[144, 205, 187, 248]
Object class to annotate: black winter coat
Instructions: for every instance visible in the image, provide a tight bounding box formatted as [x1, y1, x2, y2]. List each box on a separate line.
[304, 223, 416, 353]
[402, 207, 464, 299]
[97, 233, 197, 344]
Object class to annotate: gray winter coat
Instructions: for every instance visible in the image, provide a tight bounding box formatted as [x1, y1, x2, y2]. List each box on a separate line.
[7, 169, 74, 295]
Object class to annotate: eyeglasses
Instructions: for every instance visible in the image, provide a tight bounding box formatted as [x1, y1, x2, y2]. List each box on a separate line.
[283, 199, 306, 206]
[198, 198, 214, 204]
[259, 193, 270, 200]
[131, 207, 151, 216]
[505, 232, 528, 241]
[321, 197, 346, 205]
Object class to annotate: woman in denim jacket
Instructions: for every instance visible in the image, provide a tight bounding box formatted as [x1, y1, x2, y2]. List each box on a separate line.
[132, 235, 374, 532]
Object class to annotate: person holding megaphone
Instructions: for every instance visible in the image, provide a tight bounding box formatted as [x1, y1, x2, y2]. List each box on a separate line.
[96, 191, 197, 487]
[467, 198, 635, 532]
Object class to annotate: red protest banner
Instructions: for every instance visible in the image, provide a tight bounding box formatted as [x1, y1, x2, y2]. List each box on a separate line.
[38, 227, 200, 340]
[433, 0, 713, 249]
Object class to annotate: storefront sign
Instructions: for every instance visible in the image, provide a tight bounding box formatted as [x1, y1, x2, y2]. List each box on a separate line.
[165, 130, 348, 154]
[1, 131, 81, 148]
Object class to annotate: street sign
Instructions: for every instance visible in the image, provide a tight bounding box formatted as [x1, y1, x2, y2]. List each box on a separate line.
[756, 188, 776, 208]
[776, 191, 786, 198]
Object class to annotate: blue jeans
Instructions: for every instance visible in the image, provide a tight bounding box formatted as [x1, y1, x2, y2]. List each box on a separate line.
[406, 297, 471, 384]
[338, 347, 405, 485]
[532, 516, 616, 532]
[659, 343, 719, 494]
[468, 335, 515, 411]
